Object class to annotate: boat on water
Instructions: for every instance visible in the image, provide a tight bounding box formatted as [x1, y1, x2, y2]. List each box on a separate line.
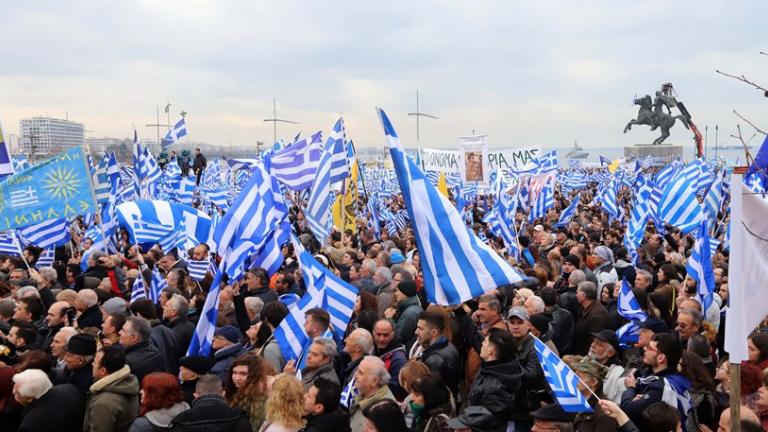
[565, 141, 589, 159]
[715, 144, 752, 150]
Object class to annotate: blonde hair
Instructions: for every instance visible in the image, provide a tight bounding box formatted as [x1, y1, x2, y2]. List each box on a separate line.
[264, 373, 305, 428]
[398, 359, 431, 393]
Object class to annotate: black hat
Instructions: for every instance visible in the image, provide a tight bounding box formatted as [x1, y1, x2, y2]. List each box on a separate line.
[179, 355, 213, 375]
[397, 280, 417, 297]
[66, 334, 97, 356]
[638, 318, 669, 334]
[591, 329, 620, 354]
[564, 254, 581, 267]
[529, 313, 552, 335]
[530, 403, 576, 422]
[446, 406, 495, 430]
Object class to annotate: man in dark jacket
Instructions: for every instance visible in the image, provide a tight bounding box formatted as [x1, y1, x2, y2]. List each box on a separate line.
[119, 316, 164, 383]
[170, 374, 251, 432]
[467, 328, 523, 432]
[41, 301, 73, 353]
[179, 355, 213, 404]
[85, 345, 140, 432]
[59, 333, 96, 398]
[540, 287, 574, 354]
[372, 319, 407, 399]
[192, 148, 207, 186]
[572, 281, 611, 355]
[413, 311, 460, 394]
[75, 289, 103, 330]
[209, 325, 244, 383]
[302, 377, 351, 432]
[164, 294, 196, 353]
[507, 307, 548, 432]
[383, 281, 422, 347]
[131, 298, 181, 375]
[12, 370, 85, 432]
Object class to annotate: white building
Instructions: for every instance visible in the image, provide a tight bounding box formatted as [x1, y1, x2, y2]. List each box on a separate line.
[19, 116, 85, 157]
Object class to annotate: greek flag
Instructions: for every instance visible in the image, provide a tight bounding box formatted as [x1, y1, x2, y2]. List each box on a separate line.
[162, 117, 188, 148]
[274, 236, 358, 360]
[202, 188, 229, 206]
[599, 155, 611, 166]
[377, 108, 522, 305]
[0, 232, 21, 256]
[149, 269, 168, 304]
[685, 220, 716, 312]
[617, 278, 648, 321]
[616, 321, 641, 348]
[703, 170, 723, 229]
[268, 131, 323, 190]
[658, 172, 703, 234]
[187, 258, 210, 281]
[484, 203, 520, 259]
[554, 194, 580, 228]
[324, 118, 350, 184]
[533, 336, 593, 413]
[528, 181, 554, 222]
[130, 276, 147, 303]
[187, 267, 222, 356]
[131, 215, 174, 245]
[599, 180, 619, 219]
[305, 135, 340, 244]
[35, 247, 55, 268]
[535, 151, 559, 174]
[177, 177, 196, 204]
[655, 161, 680, 189]
[18, 218, 70, 249]
[339, 378, 358, 409]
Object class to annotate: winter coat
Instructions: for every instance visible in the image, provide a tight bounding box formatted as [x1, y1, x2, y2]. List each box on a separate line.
[17, 384, 84, 432]
[512, 334, 549, 421]
[375, 341, 407, 399]
[301, 362, 340, 392]
[125, 340, 165, 383]
[376, 284, 395, 318]
[393, 296, 423, 346]
[595, 264, 619, 290]
[349, 386, 396, 432]
[129, 402, 190, 432]
[210, 343, 245, 383]
[77, 304, 103, 330]
[169, 395, 251, 432]
[574, 402, 619, 432]
[260, 335, 285, 373]
[301, 409, 351, 432]
[572, 301, 611, 355]
[418, 337, 460, 393]
[614, 260, 636, 286]
[620, 369, 691, 428]
[58, 363, 94, 398]
[548, 304, 574, 354]
[467, 359, 523, 432]
[84, 365, 140, 432]
[168, 316, 196, 355]
[148, 319, 181, 375]
[414, 403, 454, 432]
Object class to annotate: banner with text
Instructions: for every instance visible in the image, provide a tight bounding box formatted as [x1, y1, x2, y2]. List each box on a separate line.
[421, 145, 543, 178]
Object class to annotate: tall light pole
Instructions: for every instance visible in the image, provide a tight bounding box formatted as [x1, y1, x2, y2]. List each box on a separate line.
[146, 105, 170, 149]
[407, 90, 438, 169]
[263, 98, 298, 147]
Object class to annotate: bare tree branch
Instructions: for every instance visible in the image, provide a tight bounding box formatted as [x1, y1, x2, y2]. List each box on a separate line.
[715, 69, 768, 97]
[733, 110, 767, 135]
[760, 51, 768, 57]
[731, 124, 756, 165]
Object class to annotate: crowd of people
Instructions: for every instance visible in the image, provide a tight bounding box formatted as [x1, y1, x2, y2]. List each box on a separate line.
[0, 177, 764, 432]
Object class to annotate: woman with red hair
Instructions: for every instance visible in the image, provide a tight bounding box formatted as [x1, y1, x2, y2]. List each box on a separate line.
[129, 372, 189, 432]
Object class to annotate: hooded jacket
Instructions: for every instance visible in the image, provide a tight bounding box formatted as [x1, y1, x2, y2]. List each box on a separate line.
[393, 296, 423, 346]
[467, 359, 523, 432]
[170, 394, 251, 432]
[84, 365, 140, 432]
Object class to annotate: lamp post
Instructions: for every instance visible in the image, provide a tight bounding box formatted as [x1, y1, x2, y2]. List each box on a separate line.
[407, 90, 439, 170]
[263, 98, 298, 148]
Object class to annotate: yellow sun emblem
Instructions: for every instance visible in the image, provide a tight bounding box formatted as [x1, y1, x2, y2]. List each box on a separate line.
[43, 166, 82, 200]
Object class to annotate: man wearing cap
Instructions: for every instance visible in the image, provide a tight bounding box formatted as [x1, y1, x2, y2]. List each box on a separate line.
[179, 355, 213, 404]
[569, 357, 619, 431]
[529, 403, 575, 432]
[507, 307, 548, 431]
[446, 406, 495, 431]
[588, 329, 627, 405]
[636, 318, 669, 349]
[592, 246, 618, 290]
[59, 333, 96, 398]
[209, 324, 244, 383]
[383, 280, 423, 346]
[466, 328, 522, 432]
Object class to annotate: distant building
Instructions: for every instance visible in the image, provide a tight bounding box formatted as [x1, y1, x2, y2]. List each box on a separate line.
[19, 116, 85, 157]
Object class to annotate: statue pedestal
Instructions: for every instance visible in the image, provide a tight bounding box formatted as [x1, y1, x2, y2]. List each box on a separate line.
[624, 144, 682, 162]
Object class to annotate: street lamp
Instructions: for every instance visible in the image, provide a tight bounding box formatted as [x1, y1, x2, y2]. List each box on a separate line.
[263, 98, 298, 149]
[407, 90, 439, 169]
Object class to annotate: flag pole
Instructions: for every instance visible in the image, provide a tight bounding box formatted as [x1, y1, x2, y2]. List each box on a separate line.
[80, 144, 109, 254]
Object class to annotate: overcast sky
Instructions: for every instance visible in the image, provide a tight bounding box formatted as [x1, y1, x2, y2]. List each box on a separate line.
[1, 1, 766, 151]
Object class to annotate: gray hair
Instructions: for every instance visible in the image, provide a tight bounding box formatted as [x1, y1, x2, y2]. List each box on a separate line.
[312, 337, 337, 359]
[636, 269, 653, 284]
[58, 327, 78, 342]
[16, 286, 40, 300]
[349, 328, 373, 355]
[375, 267, 392, 284]
[525, 295, 546, 314]
[38, 267, 58, 284]
[577, 281, 598, 301]
[679, 308, 703, 327]
[77, 289, 98, 307]
[168, 294, 189, 317]
[125, 316, 152, 342]
[361, 259, 377, 276]
[568, 269, 587, 286]
[363, 355, 391, 386]
[90, 250, 107, 262]
[195, 374, 223, 396]
[244, 296, 264, 317]
[393, 269, 414, 282]
[12, 369, 52, 400]
[478, 294, 501, 313]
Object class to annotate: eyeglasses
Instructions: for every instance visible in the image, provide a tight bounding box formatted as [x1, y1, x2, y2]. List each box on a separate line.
[645, 345, 659, 354]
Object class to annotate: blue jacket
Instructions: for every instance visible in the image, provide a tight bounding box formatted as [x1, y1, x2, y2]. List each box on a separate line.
[210, 342, 245, 383]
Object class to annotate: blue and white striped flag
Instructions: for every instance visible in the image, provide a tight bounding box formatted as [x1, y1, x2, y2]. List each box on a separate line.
[268, 131, 323, 190]
[0, 232, 21, 256]
[187, 257, 210, 281]
[533, 336, 593, 413]
[377, 108, 522, 305]
[528, 181, 554, 222]
[616, 321, 641, 348]
[598, 180, 619, 219]
[177, 177, 196, 204]
[130, 276, 147, 303]
[658, 173, 703, 234]
[617, 278, 648, 321]
[305, 133, 342, 244]
[187, 267, 222, 357]
[324, 118, 350, 184]
[149, 269, 168, 304]
[685, 220, 716, 312]
[162, 117, 188, 148]
[18, 218, 70, 249]
[131, 215, 174, 245]
[703, 170, 723, 229]
[35, 247, 55, 268]
[553, 194, 580, 228]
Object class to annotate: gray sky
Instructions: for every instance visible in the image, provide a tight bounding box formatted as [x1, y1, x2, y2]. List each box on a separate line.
[1, 0, 766, 151]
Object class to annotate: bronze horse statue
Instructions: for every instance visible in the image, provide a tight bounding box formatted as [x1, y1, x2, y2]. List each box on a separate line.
[624, 94, 690, 145]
